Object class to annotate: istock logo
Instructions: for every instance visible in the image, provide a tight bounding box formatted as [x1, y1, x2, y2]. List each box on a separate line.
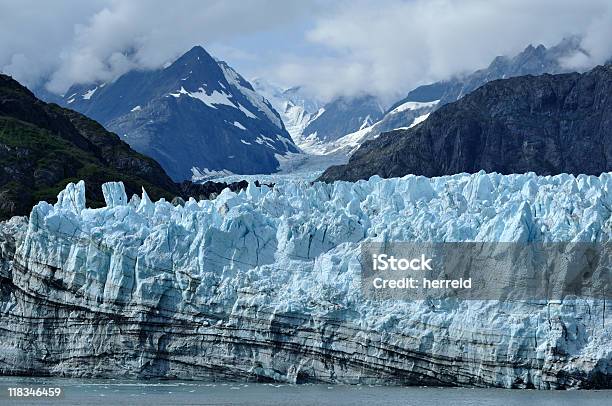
[372, 254, 433, 271]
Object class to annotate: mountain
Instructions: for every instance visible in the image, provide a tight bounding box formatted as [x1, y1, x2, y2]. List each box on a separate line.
[45, 46, 298, 181]
[251, 79, 323, 146]
[298, 95, 385, 153]
[271, 38, 586, 166]
[312, 100, 439, 158]
[328, 38, 587, 157]
[0, 73, 182, 218]
[252, 80, 387, 154]
[0, 73, 257, 220]
[320, 64, 612, 182]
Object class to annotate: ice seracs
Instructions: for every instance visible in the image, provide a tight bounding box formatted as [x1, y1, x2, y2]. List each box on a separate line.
[2, 171, 611, 387]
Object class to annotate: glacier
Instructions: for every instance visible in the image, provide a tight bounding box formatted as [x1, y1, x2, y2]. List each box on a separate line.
[0, 172, 610, 388]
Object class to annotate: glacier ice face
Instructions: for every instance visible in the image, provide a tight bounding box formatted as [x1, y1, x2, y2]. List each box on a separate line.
[54, 180, 86, 214]
[1, 172, 611, 387]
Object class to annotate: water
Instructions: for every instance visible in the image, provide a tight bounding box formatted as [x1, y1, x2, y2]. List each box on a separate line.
[1, 378, 610, 406]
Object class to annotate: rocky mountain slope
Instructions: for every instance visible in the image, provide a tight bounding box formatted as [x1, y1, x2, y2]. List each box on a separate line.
[0, 73, 259, 220]
[43, 46, 298, 181]
[0, 73, 180, 219]
[278, 38, 586, 166]
[251, 80, 389, 154]
[0, 173, 610, 387]
[320, 64, 612, 182]
[314, 100, 439, 157]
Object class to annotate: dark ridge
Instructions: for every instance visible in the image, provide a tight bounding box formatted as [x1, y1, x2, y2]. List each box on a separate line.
[177, 180, 271, 203]
[319, 65, 612, 182]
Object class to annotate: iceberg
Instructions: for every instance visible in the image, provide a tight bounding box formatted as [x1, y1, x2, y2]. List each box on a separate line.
[0, 171, 610, 388]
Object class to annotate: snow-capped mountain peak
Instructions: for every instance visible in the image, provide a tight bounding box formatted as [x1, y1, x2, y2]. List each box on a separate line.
[47, 45, 298, 181]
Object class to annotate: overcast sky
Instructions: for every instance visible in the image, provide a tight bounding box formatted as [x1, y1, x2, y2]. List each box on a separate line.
[1, 0, 611, 102]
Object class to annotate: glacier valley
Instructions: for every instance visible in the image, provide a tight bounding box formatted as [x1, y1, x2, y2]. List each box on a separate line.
[0, 172, 610, 388]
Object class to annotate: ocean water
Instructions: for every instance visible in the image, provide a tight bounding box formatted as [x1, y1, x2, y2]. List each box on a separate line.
[0, 378, 610, 406]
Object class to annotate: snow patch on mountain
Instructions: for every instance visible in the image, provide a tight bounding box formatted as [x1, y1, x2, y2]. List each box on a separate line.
[283, 105, 325, 144]
[237, 103, 257, 119]
[359, 115, 373, 130]
[410, 112, 431, 127]
[82, 87, 97, 100]
[170, 86, 235, 109]
[233, 121, 246, 130]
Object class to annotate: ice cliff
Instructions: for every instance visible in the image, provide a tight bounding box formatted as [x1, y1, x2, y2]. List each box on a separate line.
[0, 172, 610, 388]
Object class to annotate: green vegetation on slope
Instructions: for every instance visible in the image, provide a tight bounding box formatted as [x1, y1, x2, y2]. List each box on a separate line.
[0, 74, 180, 219]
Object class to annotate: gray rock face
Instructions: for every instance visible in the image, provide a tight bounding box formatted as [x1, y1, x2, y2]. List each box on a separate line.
[320, 65, 612, 182]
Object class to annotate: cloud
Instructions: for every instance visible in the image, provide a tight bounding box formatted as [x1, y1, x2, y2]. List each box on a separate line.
[273, 0, 612, 102]
[0, 0, 314, 93]
[1, 0, 611, 101]
[0, 0, 106, 88]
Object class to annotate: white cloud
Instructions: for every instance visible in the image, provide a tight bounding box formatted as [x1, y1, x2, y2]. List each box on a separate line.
[0, 0, 106, 88]
[273, 0, 612, 101]
[1, 0, 611, 101]
[0, 0, 313, 93]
